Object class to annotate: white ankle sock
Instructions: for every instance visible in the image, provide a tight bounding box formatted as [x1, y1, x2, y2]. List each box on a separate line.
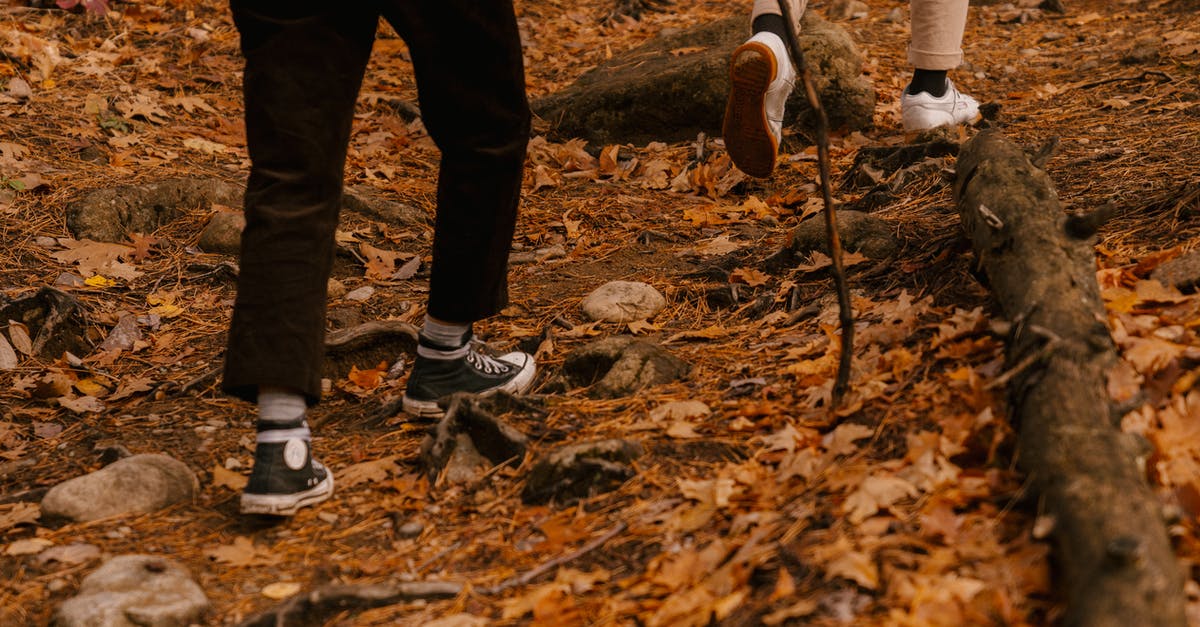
[420, 315, 471, 348]
[258, 388, 306, 424]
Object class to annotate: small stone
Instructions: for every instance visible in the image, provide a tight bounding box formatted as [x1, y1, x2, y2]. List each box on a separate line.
[522, 439, 643, 505]
[881, 6, 904, 23]
[317, 512, 339, 524]
[581, 281, 667, 323]
[344, 286, 375, 302]
[54, 272, 85, 288]
[54, 554, 209, 627]
[1039, 31, 1066, 42]
[41, 454, 199, 522]
[36, 542, 101, 567]
[35, 236, 58, 249]
[48, 579, 68, 593]
[8, 76, 31, 100]
[397, 521, 425, 539]
[327, 278, 348, 299]
[196, 211, 245, 255]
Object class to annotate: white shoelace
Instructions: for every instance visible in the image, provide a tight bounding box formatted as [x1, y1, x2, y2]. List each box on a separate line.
[466, 351, 511, 376]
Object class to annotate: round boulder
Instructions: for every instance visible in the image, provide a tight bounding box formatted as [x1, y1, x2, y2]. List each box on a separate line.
[581, 281, 667, 323]
[41, 454, 198, 522]
[55, 554, 209, 627]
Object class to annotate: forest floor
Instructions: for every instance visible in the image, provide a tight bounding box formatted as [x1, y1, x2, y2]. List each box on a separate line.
[2, 0, 1200, 624]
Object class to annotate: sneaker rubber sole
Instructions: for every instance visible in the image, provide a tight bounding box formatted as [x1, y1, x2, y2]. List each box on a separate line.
[240, 472, 334, 516]
[401, 354, 536, 418]
[723, 42, 778, 179]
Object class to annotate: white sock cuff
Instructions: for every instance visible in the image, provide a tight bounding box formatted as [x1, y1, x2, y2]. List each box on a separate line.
[421, 315, 471, 347]
[258, 389, 307, 424]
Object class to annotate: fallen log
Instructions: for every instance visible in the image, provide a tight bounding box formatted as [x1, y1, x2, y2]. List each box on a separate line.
[954, 130, 1185, 626]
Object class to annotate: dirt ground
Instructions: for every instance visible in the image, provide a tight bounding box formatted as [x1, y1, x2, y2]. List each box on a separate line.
[2, 0, 1200, 624]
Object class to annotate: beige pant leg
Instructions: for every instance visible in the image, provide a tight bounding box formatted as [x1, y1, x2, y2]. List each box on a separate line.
[907, 0, 969, 70]
[750, 0, 807, 35]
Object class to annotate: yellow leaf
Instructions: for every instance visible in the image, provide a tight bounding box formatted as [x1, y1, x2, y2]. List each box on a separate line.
[84, 275, 116, 287]
[73, 378, 110, 398]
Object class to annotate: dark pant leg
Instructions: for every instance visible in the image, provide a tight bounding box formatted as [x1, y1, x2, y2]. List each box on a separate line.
[381, 1, 531, 323]
[221, 1, 378, 404]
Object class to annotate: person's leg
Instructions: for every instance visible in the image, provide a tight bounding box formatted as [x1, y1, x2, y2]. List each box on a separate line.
[380, 0, 535, 417]
[901, 0, 979, 131]
[723, 0, 806, 178]
[224, 0, 378, 514]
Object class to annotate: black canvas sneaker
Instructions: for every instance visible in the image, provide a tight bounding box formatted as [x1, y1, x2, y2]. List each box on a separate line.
[240, 418, 334, 516]
[401, 335, 536, 418]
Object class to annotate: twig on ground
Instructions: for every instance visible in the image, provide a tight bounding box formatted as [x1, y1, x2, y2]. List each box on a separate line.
[777, 0, 854, 406]
[481, 522, 627, 594]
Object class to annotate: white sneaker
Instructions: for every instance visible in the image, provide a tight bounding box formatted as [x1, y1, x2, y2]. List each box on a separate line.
[900, 79, 980, 132]
[722, 31, 796, 178]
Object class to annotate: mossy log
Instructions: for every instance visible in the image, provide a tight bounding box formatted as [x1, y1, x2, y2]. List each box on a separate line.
[955, 130, 1185, 627]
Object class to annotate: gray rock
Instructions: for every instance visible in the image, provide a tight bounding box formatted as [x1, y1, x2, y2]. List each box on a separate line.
[55, 554, 209, 627]
[344, 286, 375, 302]
[420, 394, 528, 485]
[1152, 251, 1200, 293]
[532, 13, 874, 146]
[522, 439, 643, 505]
[563, 336, 689, 398]
[41, 454, 198, 522]
[66, 178, 243, 243]
[581, 281, 667, 322]
[791, 210, 899, 259]
[196, 211, 245, 255]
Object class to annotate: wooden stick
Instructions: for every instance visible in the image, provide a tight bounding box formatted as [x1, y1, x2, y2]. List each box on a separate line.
[481, 522, 627, 594]
[776, 0, 854, 406]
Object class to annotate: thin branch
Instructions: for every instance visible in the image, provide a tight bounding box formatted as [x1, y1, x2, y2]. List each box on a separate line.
[481, 522, 627, 594]
[776, 0, 853, 406]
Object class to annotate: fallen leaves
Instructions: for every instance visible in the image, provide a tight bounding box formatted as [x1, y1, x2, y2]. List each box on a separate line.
[842, 474, 919, 524]
[51, 239, 142, 281]
[205, 536, 281, 567]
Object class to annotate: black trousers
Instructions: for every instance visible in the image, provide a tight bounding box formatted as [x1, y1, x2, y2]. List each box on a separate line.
[221, 1, 530, 404]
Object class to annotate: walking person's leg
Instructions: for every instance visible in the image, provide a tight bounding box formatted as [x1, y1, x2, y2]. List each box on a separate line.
[723, 0, 806, 178]
[223, 1, 379, 515]
[380, 0, 536, 418]
[901, 0, 980, 131]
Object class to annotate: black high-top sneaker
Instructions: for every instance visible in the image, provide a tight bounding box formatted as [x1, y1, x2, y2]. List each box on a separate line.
[401, 334, 536, 418]
[240, 417, 333, 516]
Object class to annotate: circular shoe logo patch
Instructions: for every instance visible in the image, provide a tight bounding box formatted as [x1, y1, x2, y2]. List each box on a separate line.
[283, 439, 308, 471]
